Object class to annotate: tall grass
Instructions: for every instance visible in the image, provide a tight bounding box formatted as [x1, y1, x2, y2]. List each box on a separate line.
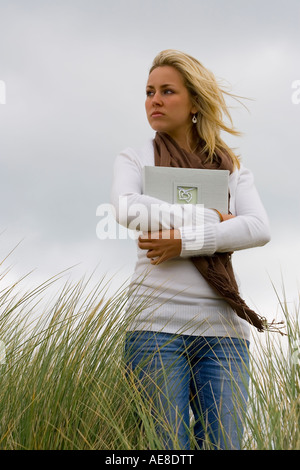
[0, 262, 299, 450]
[243, 287, 300, 450]
[0, 265, 167, 450]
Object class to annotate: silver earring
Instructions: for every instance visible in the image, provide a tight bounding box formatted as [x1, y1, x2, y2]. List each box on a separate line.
[192, 114, 198, 124]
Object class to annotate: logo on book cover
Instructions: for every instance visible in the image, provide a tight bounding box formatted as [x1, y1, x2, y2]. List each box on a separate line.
[176, 186, 198, 204]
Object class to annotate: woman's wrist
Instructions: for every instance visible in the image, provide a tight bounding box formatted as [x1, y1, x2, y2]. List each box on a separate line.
[210, 208, 224, 222]
[210, 208, 236, 222]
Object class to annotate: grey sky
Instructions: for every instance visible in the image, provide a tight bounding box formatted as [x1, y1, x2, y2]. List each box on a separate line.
[0, 0, 299, 322]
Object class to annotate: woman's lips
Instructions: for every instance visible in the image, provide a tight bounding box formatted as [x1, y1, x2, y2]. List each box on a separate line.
[151, 112, 164, 117]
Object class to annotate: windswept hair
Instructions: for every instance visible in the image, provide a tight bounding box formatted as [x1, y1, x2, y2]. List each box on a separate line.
[150, 49, 244, 169]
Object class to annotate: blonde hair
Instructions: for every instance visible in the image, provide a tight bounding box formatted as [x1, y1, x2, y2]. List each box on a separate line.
[150, 49, 243, 169]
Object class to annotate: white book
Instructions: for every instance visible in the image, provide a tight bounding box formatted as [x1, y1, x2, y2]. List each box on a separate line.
[142, 166, 229, 213]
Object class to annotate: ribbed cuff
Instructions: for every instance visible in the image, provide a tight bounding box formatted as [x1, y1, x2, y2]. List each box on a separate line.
[179, 224, 217, 257]
[204, 208, 221, 225]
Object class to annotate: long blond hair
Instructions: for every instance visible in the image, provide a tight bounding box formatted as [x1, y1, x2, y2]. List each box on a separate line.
[150, 49, 243, 169]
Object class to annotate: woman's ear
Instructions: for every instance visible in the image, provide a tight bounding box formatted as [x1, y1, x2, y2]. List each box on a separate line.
[190, 104, 198, 115]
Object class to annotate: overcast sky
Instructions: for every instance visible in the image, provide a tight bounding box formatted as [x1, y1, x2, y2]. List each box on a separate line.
[0, 0, 299, 326]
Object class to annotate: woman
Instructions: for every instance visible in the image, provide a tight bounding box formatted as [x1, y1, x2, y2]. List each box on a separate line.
[111, 50, 271, 450]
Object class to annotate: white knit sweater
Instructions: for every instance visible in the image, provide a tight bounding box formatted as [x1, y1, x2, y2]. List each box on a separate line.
[111, 139, 271, 339]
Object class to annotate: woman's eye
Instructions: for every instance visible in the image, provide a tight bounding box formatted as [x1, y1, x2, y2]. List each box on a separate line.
[146, 89, 174, 97]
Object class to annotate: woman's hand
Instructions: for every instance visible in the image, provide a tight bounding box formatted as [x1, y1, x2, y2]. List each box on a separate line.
[138, 229, 182, 265]
[138, 214, 235, 265]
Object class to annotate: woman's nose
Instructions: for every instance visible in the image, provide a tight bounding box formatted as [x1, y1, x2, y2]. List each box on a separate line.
[152, 92, 163, 105]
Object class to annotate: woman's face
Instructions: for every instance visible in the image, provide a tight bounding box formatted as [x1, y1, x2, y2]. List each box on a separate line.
[145, 66, 197, 145]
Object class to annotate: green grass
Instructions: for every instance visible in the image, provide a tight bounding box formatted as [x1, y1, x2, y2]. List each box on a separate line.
[0, 262, 299, 450]
[243, 286, 300, 450]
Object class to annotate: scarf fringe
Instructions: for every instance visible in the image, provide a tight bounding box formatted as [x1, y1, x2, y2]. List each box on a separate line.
[204, 258, 287, 335]
[258, 317, 287, 335]
[237, 309, 286, 335]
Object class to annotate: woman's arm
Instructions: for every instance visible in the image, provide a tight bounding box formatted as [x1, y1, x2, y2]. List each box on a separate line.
[111, 149, 270, 264]
[138, 166, 271, 264]
[179, 165, 271, 257]
[110, 148, 219, 232]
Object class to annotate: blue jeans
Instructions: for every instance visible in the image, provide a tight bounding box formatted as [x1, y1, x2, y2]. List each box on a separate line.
[124, 331, 250, 450]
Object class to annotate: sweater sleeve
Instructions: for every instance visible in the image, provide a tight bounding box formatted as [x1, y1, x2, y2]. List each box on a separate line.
[179, 165, 271, 256]
[110, 147, 219, 233]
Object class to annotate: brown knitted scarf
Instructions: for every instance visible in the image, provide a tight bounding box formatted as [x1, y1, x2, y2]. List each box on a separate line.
[153, 132, 283, 333]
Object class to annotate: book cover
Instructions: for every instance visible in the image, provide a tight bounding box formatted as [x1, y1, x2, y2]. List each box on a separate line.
[142, 166, 229, 213]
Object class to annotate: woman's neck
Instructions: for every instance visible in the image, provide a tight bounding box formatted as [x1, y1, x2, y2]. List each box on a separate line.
[166, 130, 198, 153]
